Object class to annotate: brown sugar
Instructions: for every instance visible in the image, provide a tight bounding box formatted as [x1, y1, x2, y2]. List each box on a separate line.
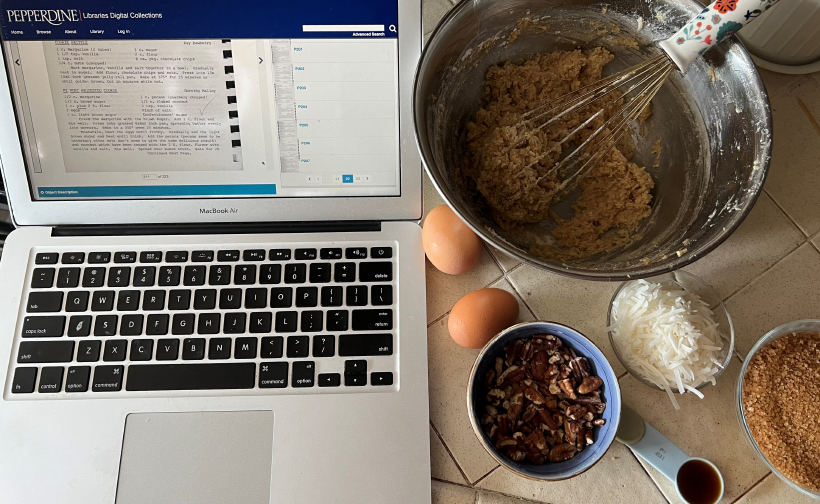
[465, 48, 653, 258]
[742, 332, 820, 492]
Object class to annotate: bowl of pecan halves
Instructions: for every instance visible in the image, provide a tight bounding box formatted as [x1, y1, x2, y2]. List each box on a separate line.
[467, 321, 622, 480]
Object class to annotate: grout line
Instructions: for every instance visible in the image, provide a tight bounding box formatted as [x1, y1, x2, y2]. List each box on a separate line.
[504, 269, 542, 321]
[505, 263, 524, 276]
[483, 273, 507, 291]
[430, 420, 473, 486]
[764, 76, 800, 101]
[718, 237, 804, 303]
[617, 370, 629, 380]
[431, 477, 476, 492]
[470, 465, 499, 487]
[796, 96, 820, 141]
[626, 448, 673, 504]
[469, 485, 554, 504]
[483, 242, 506, 273]
[427, 310, 450, 328]
[722, 241, 809, 305]
[472, 488, 549, 504]
[728, 471, 772, 503]
[762, 188, 810, 239]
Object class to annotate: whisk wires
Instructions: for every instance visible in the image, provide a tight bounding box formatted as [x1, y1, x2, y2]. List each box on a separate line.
[505, 52, 675, 197]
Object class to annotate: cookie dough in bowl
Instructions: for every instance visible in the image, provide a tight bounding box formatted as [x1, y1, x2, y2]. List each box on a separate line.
[413, 0, 771, 280]
[465, 47, 655, 259]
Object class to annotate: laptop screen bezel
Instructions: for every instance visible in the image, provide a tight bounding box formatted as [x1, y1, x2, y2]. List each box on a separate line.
[0, 0, 422, 226]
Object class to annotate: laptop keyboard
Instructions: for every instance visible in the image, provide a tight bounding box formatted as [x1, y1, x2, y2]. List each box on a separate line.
[7, 242, 398, 398]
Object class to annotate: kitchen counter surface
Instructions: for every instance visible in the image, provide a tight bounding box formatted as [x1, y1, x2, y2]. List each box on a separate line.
[422, 1, 820, 503]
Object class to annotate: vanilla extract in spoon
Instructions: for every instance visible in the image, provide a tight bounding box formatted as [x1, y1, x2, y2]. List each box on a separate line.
[677, 458, 724, 504]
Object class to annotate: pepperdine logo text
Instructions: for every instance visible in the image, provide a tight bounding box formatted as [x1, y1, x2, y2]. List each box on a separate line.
[6, 10, 81, 25]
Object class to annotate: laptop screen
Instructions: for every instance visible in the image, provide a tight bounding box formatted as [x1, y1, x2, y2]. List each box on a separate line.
[0, 0, 400, 200]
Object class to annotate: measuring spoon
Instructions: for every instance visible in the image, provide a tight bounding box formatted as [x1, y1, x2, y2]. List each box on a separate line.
[616, 404, 725, 504]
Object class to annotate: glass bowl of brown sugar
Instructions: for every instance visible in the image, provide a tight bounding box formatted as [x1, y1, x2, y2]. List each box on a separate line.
[736, 320, 820, 500]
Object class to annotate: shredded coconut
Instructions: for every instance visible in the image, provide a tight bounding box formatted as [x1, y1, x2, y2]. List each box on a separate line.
[608, 279, 725, 409]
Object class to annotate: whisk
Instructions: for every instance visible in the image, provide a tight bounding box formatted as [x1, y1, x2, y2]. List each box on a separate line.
[518, 0, 781, 195]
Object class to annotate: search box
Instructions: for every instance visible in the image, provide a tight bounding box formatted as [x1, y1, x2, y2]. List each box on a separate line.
[303, 24, 385, 32]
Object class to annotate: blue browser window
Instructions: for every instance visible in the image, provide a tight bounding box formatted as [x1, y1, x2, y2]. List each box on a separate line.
[0, 0, 401, 200]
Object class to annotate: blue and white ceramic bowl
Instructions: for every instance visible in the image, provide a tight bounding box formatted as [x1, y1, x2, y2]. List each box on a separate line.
[467, 321, 622, 480]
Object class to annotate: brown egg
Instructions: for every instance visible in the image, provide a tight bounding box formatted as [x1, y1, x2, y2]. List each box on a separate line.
[449, 288, 520, 349]
[422, 205, 482, 275]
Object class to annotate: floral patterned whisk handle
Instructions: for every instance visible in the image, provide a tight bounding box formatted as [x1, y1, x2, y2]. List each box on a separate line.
[658, 0, 781, 73]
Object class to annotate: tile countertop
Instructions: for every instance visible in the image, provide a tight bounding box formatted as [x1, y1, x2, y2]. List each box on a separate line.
[422, 0, 820, 502]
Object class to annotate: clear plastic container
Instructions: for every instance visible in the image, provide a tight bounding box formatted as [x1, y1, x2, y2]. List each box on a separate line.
[736, 320, 820, 500]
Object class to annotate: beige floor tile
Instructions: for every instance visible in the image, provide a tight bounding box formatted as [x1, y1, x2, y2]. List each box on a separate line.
[486, 245, 522, 273]
[684, 192, 803, 300]
[477, 491, 537, 503]
[431, 425, 469, 485]
[757, 68, 799, 99]
[764, 76, 820, 236]
[507, 265, 625, 376]
[620, 358, 769, 503]
[724, 243, 820, 358]
[427, 315, 500, 483]
[425, 248, 503, 324]
[734, 473, 818, 504]
[476, 443, 665, 503]
[432, 480, 478, 504]
[423, 0, 453, 37]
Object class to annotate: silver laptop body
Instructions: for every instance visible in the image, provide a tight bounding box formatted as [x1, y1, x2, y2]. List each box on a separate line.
[0, 0, 430, 502]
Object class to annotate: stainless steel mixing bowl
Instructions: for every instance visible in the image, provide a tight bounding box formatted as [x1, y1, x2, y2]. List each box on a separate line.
[414, 0, 771, 280]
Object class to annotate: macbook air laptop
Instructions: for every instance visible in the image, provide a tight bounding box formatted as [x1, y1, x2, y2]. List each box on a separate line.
[0, 1, 431, 503]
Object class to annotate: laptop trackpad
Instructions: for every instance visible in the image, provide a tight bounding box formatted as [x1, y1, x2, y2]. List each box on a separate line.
[117, 411, 274, 504]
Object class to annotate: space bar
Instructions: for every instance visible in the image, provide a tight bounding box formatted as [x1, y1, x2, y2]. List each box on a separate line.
[125, 363, 256, 391]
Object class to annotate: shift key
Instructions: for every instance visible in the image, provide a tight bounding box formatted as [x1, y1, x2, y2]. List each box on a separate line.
[22, 316, 66, 337]
[17, 340, 75, 363]
[26, 291, 63, 312]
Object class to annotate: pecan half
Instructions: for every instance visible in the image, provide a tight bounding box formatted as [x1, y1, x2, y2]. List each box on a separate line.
[569, 357, 591, 379]
[486, 388, 506, 402]
[484, 369, 497, 389]
[578, 376, 604, 395]
[558, 379, 577, 400]
[507, 391, 524, 421]
[538, 409, 562, 430]
[522, 403, 539, 423]
[508, 449, 527, 462]
[549, 443, 577, 462]
[524, 386, 547, 405]
[531, 350, 549, 381]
